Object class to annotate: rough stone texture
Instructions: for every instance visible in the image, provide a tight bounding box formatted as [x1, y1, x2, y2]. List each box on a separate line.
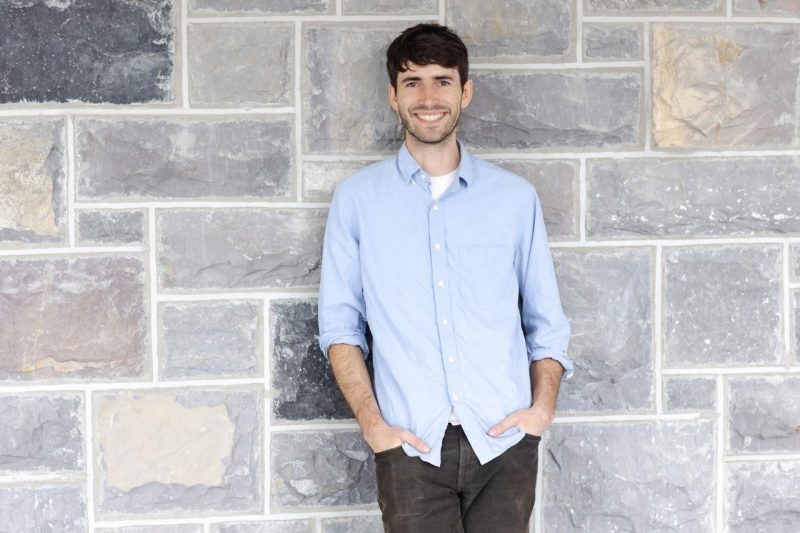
[544, 420, 716, 532]
[188, 24, 293, 107]
[0, 394, 83, 473]
[0, 485, 86, 533]
[94, 388, 262, 517]
[303, 160, 374, 202]
[158, 209, 325, 290]
[271, 431, 376, 509]
[0, 256, 147, 382]
[343, 0, 436, 14]
[446, 0, 573, 61]
[76, 117, 293, 200]
[552, 249, 653, 412]
[97, 527, 203, 533]
[735, 0, 800, 14]
[664, 246, 782, 367]
[271, 300, 351, 421]
[583, 23, 642, 61]
[0, 120, 66, 245]
[653, 24, 800, 148]
[76, 210, 145, 246]
[792, 244, 800, 281]
[460, 71, 641, 151]
[189, 0, 332, 15]
[211, 522, 313, 533]
[664, 376, 717, 412]
[160, 301, 261, 379]
[303, 24, 405, 154]
[728, 377, 800, 454]
[492, 159, 578, 240]
[322, 517, 383, 533]
[588, 157, 800, 239]
[585, 0, 723, 13]
[727, 461, 800, 533]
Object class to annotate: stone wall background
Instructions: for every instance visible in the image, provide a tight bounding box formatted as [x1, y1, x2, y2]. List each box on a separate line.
[1, 0, 799, 532]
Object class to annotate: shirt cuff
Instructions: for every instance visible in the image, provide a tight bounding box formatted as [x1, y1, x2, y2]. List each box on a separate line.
[528, 350, 574, 381]
[319, 331, 369, 360]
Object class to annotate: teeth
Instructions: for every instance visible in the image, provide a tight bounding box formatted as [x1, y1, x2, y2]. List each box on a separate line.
[418, 113, 444, 122]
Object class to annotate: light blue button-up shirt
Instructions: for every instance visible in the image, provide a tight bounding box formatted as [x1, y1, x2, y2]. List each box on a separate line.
[318, 142, 572, 467]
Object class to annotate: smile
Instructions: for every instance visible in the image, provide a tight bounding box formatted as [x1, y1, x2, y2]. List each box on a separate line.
[415, 112, 446, 122]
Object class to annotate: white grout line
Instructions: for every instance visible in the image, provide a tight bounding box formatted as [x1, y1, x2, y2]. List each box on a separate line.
[269, 422, 361, 431]
[784, 241, 792, 367]
[0, 247, 144, 257]
[0, 107, 296, 116]
[726, 0, 733, 18]
[94, 519, 210, 528]
[85, 392, 95, 532]
[578, 157, 586, 242]
[204, 522, 211, 533]
[716, 374, 725, 532]
[157, 291, 319, 302]
[472, 61, 645, 69]
[185, 14, 434, 22]
[438, 0, 445, 24]
[662, 366, 800, 375]
[478, 149, 800, 158]
[0, 378, 268, 394]
[553, 412, 703, 424]
[724, 453, 800, 462]
[149, 207, 159, 382]
[654, 244, 663, 414]
[72, 201, 331, 209]
[335, 0, 342, 16]
[181, 0, 189, 108]
[551, 237, 792, 248]
[295, 21, 304, 203]
[643, 22, 652, 152]
[66, 115, 76, 247]
[575, 0, 583, 63]
[263, 299, 272, 518]
[583, 15, 800, 23]
[315, 517, 323, 533]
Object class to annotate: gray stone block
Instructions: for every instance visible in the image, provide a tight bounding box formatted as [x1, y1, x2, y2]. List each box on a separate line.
[544, 420, 715, 532]
[653, 24, 800, 148]
[188, 23, 293, 107]
[446, 0, 573, 61]
[664, 376, 716, 412]
[727, 461, 800, 533]
[0, 394, 83, 473]
[553, 249, 653, 412]
[0, 0, 173, 104]
[189, 0, 332, 14]
[583, 23, 642, 61]
[460, 71, 641, 151]
[76, 210, 145, 246]
[343, 0, 436, 14]
[585, 0, 723, 13]
[96, 526, 203, 533]
[302, 160, 374, 202]
[0, 256, 148, 382]
[0, 120, 66, 246]
[211, 521, 313, 533]
[588, 157, 800, 239]
[0, 485, 86, 533]
[322, 517, 383, 533]
[271, 300, 351, 421]
[271, 431, 376, 509]
[729, 377, 800, 453]
[491, 159, 578, 240]
[77, 117, 293, 200]
[159, 301, 261, 380]
[302, 23, 406, 154]
[158, 209, 325, 290]
[664, 246, 782, 367]
[735, 0, 800, 14]
[94, 388, 262, 517]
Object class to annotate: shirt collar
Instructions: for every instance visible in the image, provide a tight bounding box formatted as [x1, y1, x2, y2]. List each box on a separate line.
[396, 140, 475, 187]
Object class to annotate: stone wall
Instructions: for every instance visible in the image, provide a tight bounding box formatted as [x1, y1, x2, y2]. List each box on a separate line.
[1, 1, 799, 532]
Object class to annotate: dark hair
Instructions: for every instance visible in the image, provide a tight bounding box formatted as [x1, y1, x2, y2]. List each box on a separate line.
[386, 23, 469, 89]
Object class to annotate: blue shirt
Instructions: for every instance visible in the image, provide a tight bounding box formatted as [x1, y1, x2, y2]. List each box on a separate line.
[318, 142, 572, 467]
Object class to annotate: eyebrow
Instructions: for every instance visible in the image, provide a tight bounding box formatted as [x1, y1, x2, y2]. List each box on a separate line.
[400, 74, 455, 83]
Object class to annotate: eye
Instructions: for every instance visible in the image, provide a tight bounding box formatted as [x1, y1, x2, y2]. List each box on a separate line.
[439, 80, 451, 86]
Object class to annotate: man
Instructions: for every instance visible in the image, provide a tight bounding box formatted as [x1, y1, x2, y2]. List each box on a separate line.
[318, 23, 572, 532]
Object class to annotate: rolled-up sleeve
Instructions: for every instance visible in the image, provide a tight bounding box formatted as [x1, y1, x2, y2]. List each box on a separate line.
[518, 189, 573, 380]
[318, 184, 369, 360]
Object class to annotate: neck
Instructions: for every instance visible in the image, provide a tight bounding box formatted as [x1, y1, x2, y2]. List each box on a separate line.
[405, 133, 460, 177]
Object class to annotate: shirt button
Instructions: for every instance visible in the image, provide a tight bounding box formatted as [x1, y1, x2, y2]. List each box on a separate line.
[433, 204, 439, 211]
[442, 318, 448, 326]
[437, 280, 445, 287]
[452, 394, 459, 401]
[434, 243, 441, 250]
[448, 357, 454, 363]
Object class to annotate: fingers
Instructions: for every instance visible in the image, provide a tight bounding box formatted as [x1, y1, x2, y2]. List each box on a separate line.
[399, 429, 431, 453]
[487, 412, 520, 437]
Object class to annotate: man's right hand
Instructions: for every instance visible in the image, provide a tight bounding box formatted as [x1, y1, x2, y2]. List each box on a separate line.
[365, 421, 431, 454]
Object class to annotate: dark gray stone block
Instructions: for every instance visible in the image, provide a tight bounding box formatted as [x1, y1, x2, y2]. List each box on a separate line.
[76, 117, 293, 200]
[0, 0, 173, 104]
[583, 23, 642, 61]
[664, 246, 782, 367]
[461, 71, 641, 150]
[158, 209, 326, 290]
[664, 376, 716, 412]
[271, 300, 352, 421]
[553, 248, 654, 412]
[544, 420, 716, 531]
[271, 431, 376, 509]
[729, 377, 800, 453]
[727, 461, 800, 533]
[76, 210, 145, 246]
[0, 485, 86, 533]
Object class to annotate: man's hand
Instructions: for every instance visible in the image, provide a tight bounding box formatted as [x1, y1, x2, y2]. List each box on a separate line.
[487, 403, 555, 438]
[365, 421, 431, 454]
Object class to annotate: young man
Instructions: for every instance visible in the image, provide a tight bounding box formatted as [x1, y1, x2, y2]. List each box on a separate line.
[318, 23, 572, 532]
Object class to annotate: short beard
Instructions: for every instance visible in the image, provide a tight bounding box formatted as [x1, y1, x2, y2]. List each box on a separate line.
[398, 108, 460, 145]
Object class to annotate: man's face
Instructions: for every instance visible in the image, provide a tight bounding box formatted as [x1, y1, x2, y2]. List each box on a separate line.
[388, 62, 473, 146]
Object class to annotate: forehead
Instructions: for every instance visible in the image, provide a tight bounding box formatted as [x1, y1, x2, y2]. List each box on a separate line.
[398, 62, 458, 79]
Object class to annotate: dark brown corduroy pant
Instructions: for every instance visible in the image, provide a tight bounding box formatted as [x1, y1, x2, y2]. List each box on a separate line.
[375, 423, 540, 533]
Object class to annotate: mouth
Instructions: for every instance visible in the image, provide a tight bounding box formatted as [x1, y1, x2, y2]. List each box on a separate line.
[414, 111, 448, 123]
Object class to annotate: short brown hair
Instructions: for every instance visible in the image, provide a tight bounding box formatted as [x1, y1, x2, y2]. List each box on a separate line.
[386, 23, 469, 89]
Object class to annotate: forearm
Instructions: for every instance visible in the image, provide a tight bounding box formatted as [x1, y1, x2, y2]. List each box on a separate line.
[530, 358, 564, 415]
[329, 343, 384, 432]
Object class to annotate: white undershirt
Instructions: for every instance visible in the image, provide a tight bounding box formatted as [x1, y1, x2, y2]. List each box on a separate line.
[428, 169, 461, 424]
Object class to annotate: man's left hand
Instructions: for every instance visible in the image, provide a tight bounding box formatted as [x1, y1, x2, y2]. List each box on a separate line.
[487, 403, 555, 438]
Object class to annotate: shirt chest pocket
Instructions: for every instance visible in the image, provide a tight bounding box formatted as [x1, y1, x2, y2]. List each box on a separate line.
[458, 245, 517, 307]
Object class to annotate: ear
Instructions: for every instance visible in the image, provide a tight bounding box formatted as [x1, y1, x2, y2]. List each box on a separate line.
[461, 79, 474, 109]
[388, 83, 399, 113]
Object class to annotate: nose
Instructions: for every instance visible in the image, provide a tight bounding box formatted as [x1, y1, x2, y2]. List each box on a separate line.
[418, 84, 438, 108]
